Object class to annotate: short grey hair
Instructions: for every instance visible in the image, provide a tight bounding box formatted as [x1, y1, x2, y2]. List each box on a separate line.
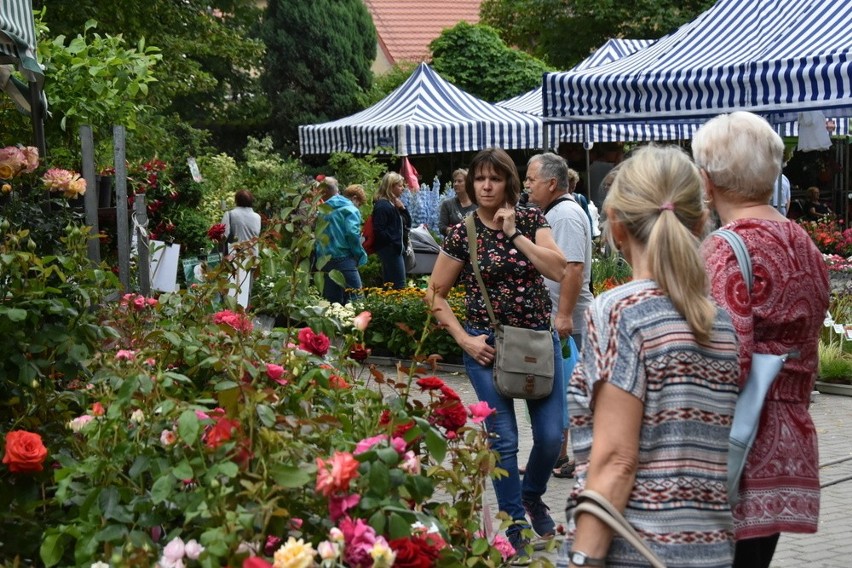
[528, 152, 569, 192]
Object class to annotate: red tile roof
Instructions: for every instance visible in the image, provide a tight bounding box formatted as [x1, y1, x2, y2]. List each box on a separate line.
[364, 0, 481, 65]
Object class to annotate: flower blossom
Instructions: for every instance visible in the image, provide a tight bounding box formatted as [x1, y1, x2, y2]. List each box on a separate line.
[315, 451, 360, 497]
[130, 409, 145, 424]
[213, 309, 253, 333]
[468, 401, 496, 424]
[161, 536, 185, 567]
[297, 327, 330, 356]
[370, 536, 396, 567]
[353, 311, 372, 331]
[92, 402, 106, 416]
[266, 363, 287, 386]
[492, 534, 516, 560]
[399, 450, 421, 475]
[272, 537, 316, 568]
[68, 414, 95, 432]
[340, 517, 378, 568]
[328, 493, 360, 522]
[207, 223, 226, 241]
[115, 349, 137, 361]
[0, 146, 26, 179]
[2, 430, 48, 473]
[160, 429, 177, 446]
[184, 539, 204, 560]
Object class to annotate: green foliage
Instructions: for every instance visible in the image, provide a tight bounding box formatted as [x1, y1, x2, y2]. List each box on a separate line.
[354, 287, 464, 363]
[430, 22, 552, 102]
[326, 151, 388, 199]
[37, 0, 267, 148]
[240, 137, 310, 215]
[819, 341, 852, 383]
[261, 0, 377, 151]
[38, 18, 162, 139]
[591, 248, 633, 295]
[480, 0, 715, 69]
[0, 223, 118, 405]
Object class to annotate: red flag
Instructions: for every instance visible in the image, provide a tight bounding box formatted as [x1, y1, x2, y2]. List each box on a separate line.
[401, 157, 419, 192]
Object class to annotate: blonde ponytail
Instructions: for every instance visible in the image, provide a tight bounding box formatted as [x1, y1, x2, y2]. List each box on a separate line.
[605, 145, 716, 343]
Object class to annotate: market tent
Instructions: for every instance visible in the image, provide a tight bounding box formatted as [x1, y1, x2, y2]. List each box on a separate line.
[496, 39, 688, 143]
[299, 63, 542, 156]
[0, 0, 45, 154]
[542, 0, 852, 126]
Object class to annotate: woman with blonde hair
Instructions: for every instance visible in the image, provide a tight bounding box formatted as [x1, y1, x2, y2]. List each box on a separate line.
[372, 172, 411, 288]
[695, 111, 829, 568]
[566, 145, 739, 567]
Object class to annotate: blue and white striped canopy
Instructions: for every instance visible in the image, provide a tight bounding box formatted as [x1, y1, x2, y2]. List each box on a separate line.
[543, 0, 852, 125]
[299, 63, 542, 156]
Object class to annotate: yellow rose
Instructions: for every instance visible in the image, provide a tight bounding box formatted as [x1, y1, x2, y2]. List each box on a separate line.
[273, 537, 317, 568]
[0, 163, 15, 180]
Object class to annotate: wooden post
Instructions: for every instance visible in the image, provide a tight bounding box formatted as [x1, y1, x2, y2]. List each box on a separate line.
[79, 125, 100, 262]
[134, 193, 150, 296]
[114, 126, 130, 291]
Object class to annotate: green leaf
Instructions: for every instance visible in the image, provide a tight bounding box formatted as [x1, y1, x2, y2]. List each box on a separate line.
[472, 537, 489, 555]
[95, 524, 127, 542]
[388, 512, 410, 539]
[214, 380, 239, 391]
[256, 404, 276, 427]
[368, 510, 386, 534]
[128, 455, 150, 479]
[178, 409, 200, 444]
[218, 461, 239, 479]
[270, 465, 313, 488]
[0, 307, 27, 321]
[172, 460, 194, 481]
[368, 461, 390, 496]
[424, 427, 447, 463]
[40, 530, 67, 567]
[150, 475, 173, 504]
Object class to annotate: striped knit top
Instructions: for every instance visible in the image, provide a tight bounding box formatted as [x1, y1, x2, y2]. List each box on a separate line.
[567, 279, 739, 568]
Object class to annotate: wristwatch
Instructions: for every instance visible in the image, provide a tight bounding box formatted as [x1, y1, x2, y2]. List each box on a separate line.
[569, 550, 606, 566]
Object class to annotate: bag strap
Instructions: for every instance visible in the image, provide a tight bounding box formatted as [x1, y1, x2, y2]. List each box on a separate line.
[713, 228, 752, 293]
[573, 490, 666, 568]
[465, 214, 499, 328]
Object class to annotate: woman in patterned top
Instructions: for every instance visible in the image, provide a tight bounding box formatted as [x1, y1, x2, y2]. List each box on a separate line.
[695, 112, 829, 568]
[425, 147, 567, 562]
[567, 145, 740, 568]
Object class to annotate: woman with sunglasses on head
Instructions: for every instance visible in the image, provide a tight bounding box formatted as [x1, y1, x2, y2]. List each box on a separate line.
[425, 148, 567, 564]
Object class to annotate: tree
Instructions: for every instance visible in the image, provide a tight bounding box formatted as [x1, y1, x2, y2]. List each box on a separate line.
[261, 0, 376, 152]
[429, 22, 551, 103]
[480, 0, 715, 69]
[35, 0, 266, 149]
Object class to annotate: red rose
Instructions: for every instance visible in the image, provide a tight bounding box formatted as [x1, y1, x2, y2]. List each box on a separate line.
[3, 430, 48, 473]
[207, 223, 226, 241]
[388, 536, 441, 568]
[349, 343, 371, 362]
[204, 417, 240, 449]
[433, 398, 467, 434]
[415, 377, 446, 391]
[297, 327, 330, 356]
[243, 557, 272, 568]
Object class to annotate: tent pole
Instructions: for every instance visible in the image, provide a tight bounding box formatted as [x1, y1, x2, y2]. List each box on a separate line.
[28, 80, 45, 158]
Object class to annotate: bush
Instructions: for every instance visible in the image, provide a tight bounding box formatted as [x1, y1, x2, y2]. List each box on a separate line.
[354, 287, 464, 363]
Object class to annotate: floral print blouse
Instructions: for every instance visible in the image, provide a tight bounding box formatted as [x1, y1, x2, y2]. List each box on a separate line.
[441, 208, 552, 330]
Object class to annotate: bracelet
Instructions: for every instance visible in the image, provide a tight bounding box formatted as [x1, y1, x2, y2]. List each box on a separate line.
[507, 231, 522, 243]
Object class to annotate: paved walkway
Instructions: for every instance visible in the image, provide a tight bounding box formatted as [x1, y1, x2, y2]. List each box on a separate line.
[377, 359, 852, 566]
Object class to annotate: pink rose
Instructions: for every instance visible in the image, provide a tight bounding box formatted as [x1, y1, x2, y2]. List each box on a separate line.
[468, 401, 496, 424]
[353, 311, 372, 332]
[266, 363, 287, 385]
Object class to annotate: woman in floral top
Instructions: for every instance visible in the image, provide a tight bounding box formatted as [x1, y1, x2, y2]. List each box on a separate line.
[425, 148, 567, 562]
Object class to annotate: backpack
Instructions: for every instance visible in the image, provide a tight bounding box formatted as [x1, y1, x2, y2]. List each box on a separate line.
[362, 214, 376, 254]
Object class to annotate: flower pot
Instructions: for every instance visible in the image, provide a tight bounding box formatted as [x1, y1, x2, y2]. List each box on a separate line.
[815, 380, 852, 396]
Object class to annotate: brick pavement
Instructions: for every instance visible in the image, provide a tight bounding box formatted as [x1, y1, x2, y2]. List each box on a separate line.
[377, 359, 852, 566]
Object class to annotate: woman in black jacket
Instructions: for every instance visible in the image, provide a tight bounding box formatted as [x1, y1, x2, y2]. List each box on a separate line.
[372, 171, 411, 289]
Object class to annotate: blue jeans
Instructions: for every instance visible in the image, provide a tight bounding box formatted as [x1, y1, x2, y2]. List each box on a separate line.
[321, 257, 363, 305]
[376, 245, 406, 289]
[463, 326, 565, 526]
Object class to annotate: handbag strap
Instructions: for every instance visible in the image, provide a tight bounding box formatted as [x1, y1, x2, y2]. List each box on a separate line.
[573, 490, 666, 568]
[713, 228, 752, 293]
[465, 214, 499, 328]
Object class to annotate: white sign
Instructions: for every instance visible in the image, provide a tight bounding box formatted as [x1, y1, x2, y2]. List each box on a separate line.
[149, 240, 180, 292]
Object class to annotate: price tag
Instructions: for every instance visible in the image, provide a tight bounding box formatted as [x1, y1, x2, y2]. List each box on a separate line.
[834, 324, 845, 335]
[845, 329, 852, 341]
[825, 318, 834, 327]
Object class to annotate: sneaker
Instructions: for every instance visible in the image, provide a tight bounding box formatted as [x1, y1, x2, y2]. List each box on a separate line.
[507, 529, 531, 566]
[522, 496, 556, 538]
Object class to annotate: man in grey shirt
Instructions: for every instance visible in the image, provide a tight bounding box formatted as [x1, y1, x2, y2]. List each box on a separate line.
[525, 153, 593, 346]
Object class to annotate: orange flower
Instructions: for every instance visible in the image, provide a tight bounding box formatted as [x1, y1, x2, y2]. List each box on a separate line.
[315, 451, 360, 497]
[3, 430, 48, 473]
